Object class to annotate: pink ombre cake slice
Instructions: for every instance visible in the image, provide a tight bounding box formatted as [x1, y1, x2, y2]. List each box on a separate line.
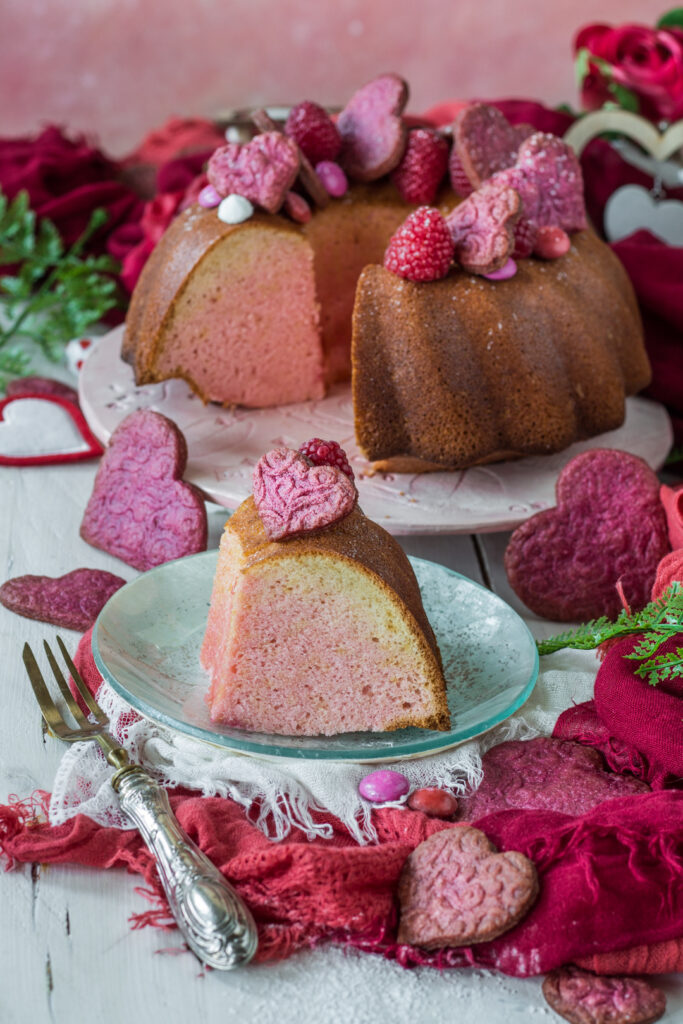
[201, 498, 450, 736]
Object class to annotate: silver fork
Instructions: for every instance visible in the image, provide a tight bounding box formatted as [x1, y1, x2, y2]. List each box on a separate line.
[22, 636, 258, 970]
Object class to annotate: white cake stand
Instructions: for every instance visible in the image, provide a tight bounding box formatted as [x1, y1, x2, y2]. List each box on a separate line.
[79, 325, 673, 535]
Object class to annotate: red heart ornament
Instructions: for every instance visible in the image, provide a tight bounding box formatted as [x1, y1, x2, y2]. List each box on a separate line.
[0, 394, 103, 467]
[207, 132, 300, 213]
[397, 826, 539, 948]
[253, 447, 357, 540]
[337, 73, 409, 182]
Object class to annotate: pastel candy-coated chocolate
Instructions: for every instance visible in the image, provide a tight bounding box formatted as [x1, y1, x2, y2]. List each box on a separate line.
[253, 447, 357, 541]
[315, 160, 348, 197]
[207, 132, 300, 214]
[534, 224, 571, 259]
[0, 568, 125, 632]
[198, 184, 222, 208]
[407, 787, 458, 818]
[542, 966, 666, 1024]
[358, 769, 410, 803]
[217, 193, 254, 224]
[80, 409, 208, 572]
[283, 191, 312, 224]
[483, 257, 517, 280]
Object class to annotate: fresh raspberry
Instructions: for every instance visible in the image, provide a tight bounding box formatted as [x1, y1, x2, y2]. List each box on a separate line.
[448, 149, 475, 197]
[391, 129, 449, 204]
[384, 207, 454, 282]
[285, 101, 342, 165]
[299, 438, 355, 481]
[512, 217, 537, 258]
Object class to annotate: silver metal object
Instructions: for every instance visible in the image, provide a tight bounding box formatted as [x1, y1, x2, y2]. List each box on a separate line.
[22, 636, 258, 970]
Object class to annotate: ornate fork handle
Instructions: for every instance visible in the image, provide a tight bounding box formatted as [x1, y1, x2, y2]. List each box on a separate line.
[112, 765, 258, 970]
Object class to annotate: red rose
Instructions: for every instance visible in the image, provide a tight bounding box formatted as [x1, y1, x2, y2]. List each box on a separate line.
[574, 21, 683, 122]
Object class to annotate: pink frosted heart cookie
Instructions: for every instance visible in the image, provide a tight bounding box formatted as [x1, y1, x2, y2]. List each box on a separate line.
[459, 738, 649, 821]
[397, 825, 538, 948]
[207, 132, 300, 213]
[452, 103, 534, 190]
[80, 410, 207, 572]
[542, 966, 666, 1024]
[0, 569, 125, 631]
[504, 450, 670, 621]
[337, 73, 409, 182]
[494, 133, 586, 234]
[253, 447, 357, 541]
[446, 180, 520, 274]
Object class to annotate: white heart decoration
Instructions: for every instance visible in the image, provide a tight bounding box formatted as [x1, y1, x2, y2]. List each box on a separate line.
[0, 395, 103, 465]
[604, 184, 683, 245]
[564, 109, 683, 162]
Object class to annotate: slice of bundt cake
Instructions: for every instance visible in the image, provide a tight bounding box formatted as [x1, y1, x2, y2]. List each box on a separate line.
[201, 444, 450, 736]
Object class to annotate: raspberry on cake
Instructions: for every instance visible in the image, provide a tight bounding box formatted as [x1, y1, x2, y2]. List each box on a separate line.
[200, 443, 450, 736]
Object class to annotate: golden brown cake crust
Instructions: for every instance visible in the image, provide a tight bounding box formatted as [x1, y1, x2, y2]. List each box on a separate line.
[226, 498, 450, 731]
[352, 230, 650, 470]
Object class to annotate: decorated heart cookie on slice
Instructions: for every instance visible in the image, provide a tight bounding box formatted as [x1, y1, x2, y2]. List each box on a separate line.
[446, 180, 520, 274]
[452, 104, 534, 190]
[504, 450, 670, 622]
[0, 569, 126, 632]
[207, 132, 300, 213]
[397, 825, 538, 948]
[542, 966, 666, 1024]
[337, 73, 409, 182]
[253, 446, 357, 541]
[80, 410, 208, 572]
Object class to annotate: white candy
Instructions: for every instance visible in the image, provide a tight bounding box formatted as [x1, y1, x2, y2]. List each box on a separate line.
[217, 194, 255, 225]
[224, 126, 243, 143]
[65, 336, 96, 375]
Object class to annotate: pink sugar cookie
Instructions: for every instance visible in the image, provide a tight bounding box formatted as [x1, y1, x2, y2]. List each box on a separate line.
[452, 103, 533, 189]
[207, 132, 300, 213]
[504, 450, 670, 621]
[337, 73, 409, 182]
[446, 180, 520, 274]
[253, 447, 357, 541]
[398, 825, 538, 948]
[459, 738, 649, 821]
[0, 568, 125, 632]
[80, 410, 207, 572]
[494, 133, 586, 234]
[542, 966, 666, 1024]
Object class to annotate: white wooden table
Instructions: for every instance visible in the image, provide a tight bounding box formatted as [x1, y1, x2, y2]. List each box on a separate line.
[2, 454, 683, 1024]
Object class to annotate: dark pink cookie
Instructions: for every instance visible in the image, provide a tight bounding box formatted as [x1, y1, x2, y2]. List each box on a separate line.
[446, 180, 520, 274]
[253, 447, 357, 541]
[452, 104, 533, 189]
[397, 825, 538, 948]
[542, 966, 666, 1024]
[6, 376, 79, 405]
[494, 132, 586, 233]
[0, 569, 125, 631]
[459, 738, 649, 821]
[207, 132, 300, 213]
[80, 410, 207, 572]
[337, 73, 409, 182]
[504, 450, 670, 621]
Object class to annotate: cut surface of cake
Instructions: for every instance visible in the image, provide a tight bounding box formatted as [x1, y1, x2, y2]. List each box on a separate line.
[200, 445, 450, 736]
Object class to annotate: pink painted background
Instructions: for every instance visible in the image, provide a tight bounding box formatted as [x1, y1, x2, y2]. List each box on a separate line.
[0, 0, 669, 156]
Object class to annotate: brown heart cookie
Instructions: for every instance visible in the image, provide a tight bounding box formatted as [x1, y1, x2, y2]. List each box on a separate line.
[542, 966, 666, 1024]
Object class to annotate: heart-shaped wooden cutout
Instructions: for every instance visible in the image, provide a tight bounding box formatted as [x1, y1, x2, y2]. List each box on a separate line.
[0, 394, 103, 467]
[604, 184, 683, 245]
[398, 825, 539, 949]
[563, 108, 683, 162]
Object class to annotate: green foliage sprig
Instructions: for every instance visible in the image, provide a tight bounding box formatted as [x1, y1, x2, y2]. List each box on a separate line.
[0, 190, 121, 389]
[537, 582, 683, 686]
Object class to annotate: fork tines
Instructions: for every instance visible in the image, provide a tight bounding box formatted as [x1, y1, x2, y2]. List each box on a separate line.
[22, 637, 108, 742]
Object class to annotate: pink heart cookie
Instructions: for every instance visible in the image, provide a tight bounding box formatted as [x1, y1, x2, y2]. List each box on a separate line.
[207, 132, 300, 213]
[542, 966, 666, 1024]
[397, 825, 538, 948]
[504, 450, 670, 621]
[253, 447, 357, 541]
[0, 569, 126, 632]
[337, 73, 409, 182]
[80, 410, 208, 572]
[452, 104, 534, 189]
[494, 132, 587, 233]
[446, 180, 520, 274]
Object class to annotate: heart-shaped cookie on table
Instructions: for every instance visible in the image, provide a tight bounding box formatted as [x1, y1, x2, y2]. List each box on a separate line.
[0, 394, 102, 466]
[0, 569, 126, 631]
[337, 73, 409, 182]
[445, 180, 520, 274]
[451, 103, 534, 190]
[207, 132, 300, 213]
[397, 825, 538, 949]
[80, 410, 207, 572]
[504, 450, 670, 622]
[253, 447, 357, 541]
[542, 965, 667, 1024]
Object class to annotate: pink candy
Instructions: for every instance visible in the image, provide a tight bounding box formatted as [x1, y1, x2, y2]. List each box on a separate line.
[407, 787, 458, 818]
[484, 257, 517, 280]
[283, 191, 312, 224]
[315, 161, 348, 197]
[198, 184, 221, 208]
[358, 769, 410, 803]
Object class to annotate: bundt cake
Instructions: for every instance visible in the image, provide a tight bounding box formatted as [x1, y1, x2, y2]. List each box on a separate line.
[201, 444, 450, 736]
[122, 83, 651, 471]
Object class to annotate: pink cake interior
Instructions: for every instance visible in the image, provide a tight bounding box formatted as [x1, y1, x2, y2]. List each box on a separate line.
[155, 227, 324, 407]
[201, 543, 444, 736]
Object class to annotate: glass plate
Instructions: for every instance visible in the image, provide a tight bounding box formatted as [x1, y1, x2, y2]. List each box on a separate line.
[93, 551, 539, 763]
